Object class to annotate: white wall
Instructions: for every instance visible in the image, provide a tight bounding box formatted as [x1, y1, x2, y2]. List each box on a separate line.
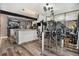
[66, 11, 79, 21]
[37, 10, 79, 22]
[77, 31, 79, 49]
[37, 14, 46, 22]
[54, 11, 79, 21]
[55, 14, 65, 21]
[0, 14, 8, 37]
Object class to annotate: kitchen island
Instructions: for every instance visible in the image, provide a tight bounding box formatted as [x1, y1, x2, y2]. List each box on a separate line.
[16, 29, 37, 44]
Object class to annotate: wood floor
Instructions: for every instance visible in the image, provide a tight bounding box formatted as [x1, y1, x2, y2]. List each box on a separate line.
[0, 37, 57, 56]
[0, 37, 79, 56]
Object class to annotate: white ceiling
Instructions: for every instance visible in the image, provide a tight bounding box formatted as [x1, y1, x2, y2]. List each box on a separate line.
[1, 3, 79, 18]
[0, 4, 1, 9]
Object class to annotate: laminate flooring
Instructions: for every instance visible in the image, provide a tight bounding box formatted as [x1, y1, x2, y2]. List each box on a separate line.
[0, 37, 78, 56]
[0, 37, 57, 56]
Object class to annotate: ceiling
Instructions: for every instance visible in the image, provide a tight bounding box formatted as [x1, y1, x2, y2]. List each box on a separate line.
[0, 3, 79, 18]
[0, 4, 1, 9]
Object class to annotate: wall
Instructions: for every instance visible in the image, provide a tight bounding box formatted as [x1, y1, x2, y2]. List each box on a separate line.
[0, 14, 8, 38]
[54, 10, 79, 21]
[0, 15, 1, 36]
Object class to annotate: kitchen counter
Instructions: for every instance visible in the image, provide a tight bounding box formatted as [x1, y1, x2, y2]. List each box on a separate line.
[16, 29, 37, 44]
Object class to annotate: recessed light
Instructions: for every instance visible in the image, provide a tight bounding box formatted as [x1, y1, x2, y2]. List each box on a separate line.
[22, 9, 24, 11]
[46, 3, 49, 6]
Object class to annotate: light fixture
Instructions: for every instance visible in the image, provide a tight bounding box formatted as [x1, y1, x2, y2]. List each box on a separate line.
[22, 8, 37, 16]
[22, 9, 24, 11]
[43, 3, 54, 16]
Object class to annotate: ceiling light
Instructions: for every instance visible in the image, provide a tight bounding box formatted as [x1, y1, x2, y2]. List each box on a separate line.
[22, 8, 37, 16]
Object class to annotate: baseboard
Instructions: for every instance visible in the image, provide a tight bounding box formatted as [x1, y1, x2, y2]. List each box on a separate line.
[0, 36, 8, 39]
